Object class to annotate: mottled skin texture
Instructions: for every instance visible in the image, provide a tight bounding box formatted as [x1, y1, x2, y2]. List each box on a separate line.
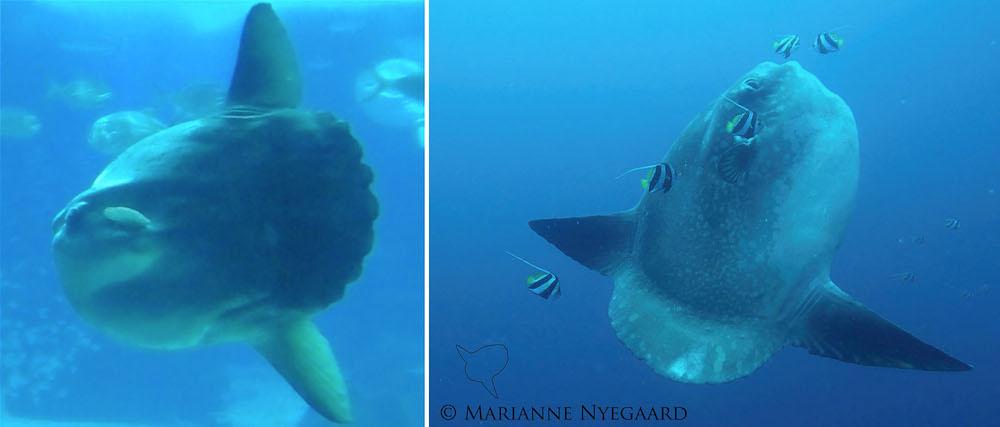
[638, 62, 856, 318]
[532, 61, 969, 384]
[612, 61, 856, 381]
[52, 109, 376, 348]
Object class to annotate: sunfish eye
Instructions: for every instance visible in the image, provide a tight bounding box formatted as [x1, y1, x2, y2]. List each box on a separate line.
[742, 78, 762, 91]
[62, 202, 90, 230]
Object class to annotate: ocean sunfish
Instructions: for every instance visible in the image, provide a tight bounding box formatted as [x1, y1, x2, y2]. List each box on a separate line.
[50, 3, 377, 423]
[529, 61, 970, 384]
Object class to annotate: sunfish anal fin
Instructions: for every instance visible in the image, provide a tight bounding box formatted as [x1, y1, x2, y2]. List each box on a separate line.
[226, 3, 302, 109]
[252, 318, 353, 423]
[528, 213, 636, 276]
[793, 281, 972, 371]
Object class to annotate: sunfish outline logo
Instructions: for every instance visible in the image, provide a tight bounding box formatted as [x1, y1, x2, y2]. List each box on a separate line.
[456, 344, 508, 398]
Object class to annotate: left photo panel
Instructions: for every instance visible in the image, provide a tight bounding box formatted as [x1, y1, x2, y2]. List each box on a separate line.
[0, 1, 424, 426]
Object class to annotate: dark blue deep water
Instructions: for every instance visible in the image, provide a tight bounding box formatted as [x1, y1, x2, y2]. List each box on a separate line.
[2, 1, 423, 426]
[431, 1, 998, 426]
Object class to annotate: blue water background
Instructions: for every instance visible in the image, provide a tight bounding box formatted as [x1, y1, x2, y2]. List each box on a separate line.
[430, 1, 998, 425]
[1, 1, 423, 426]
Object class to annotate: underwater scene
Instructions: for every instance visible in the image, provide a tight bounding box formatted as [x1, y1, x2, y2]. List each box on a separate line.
[430, 0, 997, 426]
[1, 1, 423, 426]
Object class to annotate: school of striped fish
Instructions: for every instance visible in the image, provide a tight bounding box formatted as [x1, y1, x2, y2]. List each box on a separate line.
[773, 30, 845, 59]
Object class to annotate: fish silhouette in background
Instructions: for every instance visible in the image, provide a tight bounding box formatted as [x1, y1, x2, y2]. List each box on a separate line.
[457, 344, 509, 398]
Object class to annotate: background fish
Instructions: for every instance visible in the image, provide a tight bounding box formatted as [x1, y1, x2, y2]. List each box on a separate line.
[506, 251, 561, 300]
[814, 32, 844, 54]
[773, 34, 800, 58]
[47, 77, 113, 109]
[0, 106, 42, 139]
[88, 110, 167, 156]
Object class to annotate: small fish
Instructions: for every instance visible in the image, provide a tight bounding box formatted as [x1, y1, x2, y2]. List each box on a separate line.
[506, 251, 561, 300]
[814, 32, 844, 54]
[944, 218, 960, 229]
[0, 107, 42, 140]
[723, 96, 760, 139]
[773, 35, 800, 58]
[897, 235, 925, 245]
[89, 111, 166, 156]
[616, 162, 674, 193]
[891, 272, 917, 282]
[364, 59, 425, 103]
[47, 78, 113, 109]
[951, 284, 989, 300]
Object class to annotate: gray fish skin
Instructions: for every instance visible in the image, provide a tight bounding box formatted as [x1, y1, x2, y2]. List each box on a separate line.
[530, 61, 971, 384]
[51, 3, 375, 423]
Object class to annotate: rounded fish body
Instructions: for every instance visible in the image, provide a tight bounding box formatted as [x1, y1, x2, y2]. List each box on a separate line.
[531, 61, 969, 386]
[638, 61, 858, 322]
[52, 109, 378, 349]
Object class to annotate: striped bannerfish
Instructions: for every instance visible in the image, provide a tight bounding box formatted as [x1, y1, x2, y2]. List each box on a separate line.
[945, 218, 961, 229]
[616, 162, 674, 193]
[814, 32, 844, 54]
[891, 272, 917, 282]
[723, 96, 760, 139]
[716, 96, 761, 183]
[773, 35, 800, 58]
[506, 251, 561, 300]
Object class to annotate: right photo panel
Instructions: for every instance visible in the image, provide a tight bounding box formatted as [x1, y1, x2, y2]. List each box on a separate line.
[430, 1, 996, 426]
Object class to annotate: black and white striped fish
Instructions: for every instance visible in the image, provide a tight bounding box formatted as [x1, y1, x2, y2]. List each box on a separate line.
[723, 96, 760, 139]
[814, 32, 844, 54]
[773, 35, 800, 58]
[506, 251, 561, 300]
[716, 96, 761, 183]
[945, 218, 960, 229]
[891, 272, 917, 282]
[616, 162, 674, 194]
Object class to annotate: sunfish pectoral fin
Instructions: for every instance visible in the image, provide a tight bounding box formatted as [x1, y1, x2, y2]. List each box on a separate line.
[609, 269, 785, 383]
[103, 206, 152, 230]
[528, 212, 636, 276]
[793, 281, 972, 371]
[226, 3, 302, 109]
[252, 318, 353, 423]
[717, 142, 756, 184]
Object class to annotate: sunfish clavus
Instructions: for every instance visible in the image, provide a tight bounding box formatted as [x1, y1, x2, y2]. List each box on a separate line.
[530, 61, 971, 383]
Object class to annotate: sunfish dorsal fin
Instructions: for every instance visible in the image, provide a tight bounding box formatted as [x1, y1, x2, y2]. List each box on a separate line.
[226, 3, 301, 109]
[528, 212, 637, 276]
